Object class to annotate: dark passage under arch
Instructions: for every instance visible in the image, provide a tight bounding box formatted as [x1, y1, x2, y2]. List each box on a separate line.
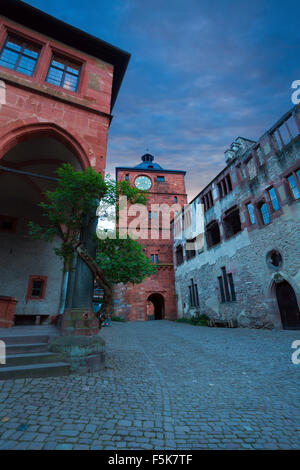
[147, 293, 165, 320]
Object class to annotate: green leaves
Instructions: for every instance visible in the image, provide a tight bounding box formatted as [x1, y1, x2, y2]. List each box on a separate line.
[28, 163, 154, 289]
[96, 235, 156, 286]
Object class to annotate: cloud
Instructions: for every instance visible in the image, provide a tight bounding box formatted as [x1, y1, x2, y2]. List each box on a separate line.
[26, 0, 300, 199]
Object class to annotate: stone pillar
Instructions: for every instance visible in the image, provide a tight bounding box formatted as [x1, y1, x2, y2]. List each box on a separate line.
[62, 215, 99, 336]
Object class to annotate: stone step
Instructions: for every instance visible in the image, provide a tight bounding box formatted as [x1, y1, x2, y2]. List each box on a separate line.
[6, 343, 49, 354]
[0, 335, 50, 345]
[5, 352, 63, 366]
[0, 362, 70, 380]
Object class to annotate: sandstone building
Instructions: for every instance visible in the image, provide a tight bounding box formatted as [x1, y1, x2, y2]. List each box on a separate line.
[0, 0, 129, 327]
[114, 153, 187, 321]
[172, 105, 300, 329]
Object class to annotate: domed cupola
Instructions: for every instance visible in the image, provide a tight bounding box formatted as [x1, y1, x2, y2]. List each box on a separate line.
[141, 153, 154, 163]
[135, 153, 163, 170]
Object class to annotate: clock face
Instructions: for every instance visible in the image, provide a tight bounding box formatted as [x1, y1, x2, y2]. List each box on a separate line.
[135, 175, 152, 190]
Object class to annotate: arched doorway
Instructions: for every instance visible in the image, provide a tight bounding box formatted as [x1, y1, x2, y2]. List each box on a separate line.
[0, 132, 86, 326]
[147, 293, 165, 320]
[276, 281, 300, 329]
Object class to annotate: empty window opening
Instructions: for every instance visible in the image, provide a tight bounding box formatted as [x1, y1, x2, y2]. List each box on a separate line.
[176, 245, 184, 265]
[157, 176, 165, 182]
[206, 221, 221, 248]
[223, 206, 242, 239]
[186, 238, 196, 260]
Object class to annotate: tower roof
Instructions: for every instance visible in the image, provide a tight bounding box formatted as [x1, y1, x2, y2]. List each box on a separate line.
[116, 153, 186, 178]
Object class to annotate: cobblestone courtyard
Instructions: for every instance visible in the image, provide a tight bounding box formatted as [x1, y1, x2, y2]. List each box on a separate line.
[0, 320, 300, 450]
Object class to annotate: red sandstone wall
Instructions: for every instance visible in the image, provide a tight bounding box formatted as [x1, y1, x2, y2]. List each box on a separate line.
[0, 16, 114, 172]
[115, 168, 187, 321]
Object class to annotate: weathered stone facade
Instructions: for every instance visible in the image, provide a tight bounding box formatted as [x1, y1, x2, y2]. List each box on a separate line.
[173, 105, 300, 329]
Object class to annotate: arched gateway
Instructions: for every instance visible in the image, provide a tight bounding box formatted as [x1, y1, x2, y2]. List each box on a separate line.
[147, 293, 165, 320]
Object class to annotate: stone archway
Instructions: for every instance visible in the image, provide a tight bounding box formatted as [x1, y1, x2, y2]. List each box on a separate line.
[0, 128, 89, 326]
[147, 293, 165, 320]
[275, 281, 300, 330]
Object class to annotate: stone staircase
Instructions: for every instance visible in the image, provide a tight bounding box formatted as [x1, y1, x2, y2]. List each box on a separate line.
[0, 333, 70, 380]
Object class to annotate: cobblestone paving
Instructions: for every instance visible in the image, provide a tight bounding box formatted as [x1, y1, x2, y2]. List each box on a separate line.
[0, 321, 300, 450]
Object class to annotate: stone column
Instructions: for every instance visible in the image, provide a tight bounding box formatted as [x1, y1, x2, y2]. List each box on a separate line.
[62, 215, 99, 336]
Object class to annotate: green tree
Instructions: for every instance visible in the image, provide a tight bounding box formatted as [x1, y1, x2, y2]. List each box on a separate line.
[28, 163, 156, 326]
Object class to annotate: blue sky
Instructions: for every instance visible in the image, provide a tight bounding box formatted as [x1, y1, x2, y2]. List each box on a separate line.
[25, 0, 300, 200]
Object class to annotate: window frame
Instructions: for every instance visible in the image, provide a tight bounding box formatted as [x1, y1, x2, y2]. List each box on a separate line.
[45, 53, 82, 93]
[0, 33, 41, 77]
[286, 169, 300, 201]
[157, 176, 165, 183]
[218, 267, 236, 303]
[26, 275, 47, 301]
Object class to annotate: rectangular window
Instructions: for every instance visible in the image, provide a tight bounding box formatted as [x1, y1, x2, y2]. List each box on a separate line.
[125, 174, 129, 181]
[287, 173, 300, 200]
[0, 34, 40, 76]
[189, 279, 199, 307]
[268, 187, 280, 211]
[176, 245, 184, 266]
[259, 202, 270, 225]
[151, 254, 159, 264]
[218, 268, 236, 303]
[227, 273, 236, 302]
[223, 206, 242, 239]
[246, 203, 255, 224]
[26, 275, 47, 301]
[218, 276, 226, 303]
[157, 176, 165, 182]
[46, 55, 81, 92]
[217, 174, 232, 199]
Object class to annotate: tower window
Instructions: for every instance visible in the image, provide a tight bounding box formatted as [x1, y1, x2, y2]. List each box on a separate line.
[0, 34, 40, 76]
[174, 196, 178, 203]
[46, 55, 81, 92]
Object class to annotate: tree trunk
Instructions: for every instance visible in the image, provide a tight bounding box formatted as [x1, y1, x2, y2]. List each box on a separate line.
[74, 242, 113, 326]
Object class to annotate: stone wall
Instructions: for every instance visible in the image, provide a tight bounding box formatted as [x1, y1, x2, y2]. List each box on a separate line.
[173, 105, 300, 329]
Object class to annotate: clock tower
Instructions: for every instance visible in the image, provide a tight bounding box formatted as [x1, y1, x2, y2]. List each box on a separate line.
[114, 153, 187, 321]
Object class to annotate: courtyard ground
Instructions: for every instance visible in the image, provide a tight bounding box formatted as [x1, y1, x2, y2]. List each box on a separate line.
[0, 320, 299, 450]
